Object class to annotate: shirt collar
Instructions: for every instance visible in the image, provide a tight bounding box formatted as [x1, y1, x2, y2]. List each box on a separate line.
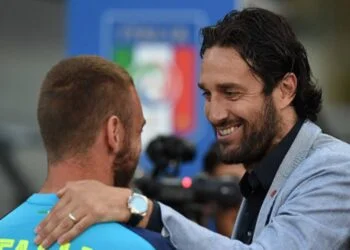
[240, 119, 304, 197]
[26, 193, 59, 206]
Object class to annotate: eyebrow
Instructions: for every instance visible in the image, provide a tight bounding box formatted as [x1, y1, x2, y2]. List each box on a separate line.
[217, 82, 245, 91]
[142, 119, 146, 128]
[198, 82, 245, 90]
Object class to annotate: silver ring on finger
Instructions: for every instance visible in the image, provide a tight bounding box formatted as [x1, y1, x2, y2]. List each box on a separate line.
[68, 212, 78, 223]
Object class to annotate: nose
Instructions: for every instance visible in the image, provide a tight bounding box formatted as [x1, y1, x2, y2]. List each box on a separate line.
[205, 97, 228, 126]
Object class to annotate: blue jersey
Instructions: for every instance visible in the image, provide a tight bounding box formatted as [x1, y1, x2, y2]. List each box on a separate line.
[0, 194, 174, 250]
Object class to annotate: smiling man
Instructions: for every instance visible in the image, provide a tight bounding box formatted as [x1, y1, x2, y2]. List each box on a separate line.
[34, 8, 350, 250]
[198, 47, 282, 167]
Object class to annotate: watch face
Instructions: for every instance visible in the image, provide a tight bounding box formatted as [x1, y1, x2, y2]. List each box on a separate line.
[130, 194, 148, 214]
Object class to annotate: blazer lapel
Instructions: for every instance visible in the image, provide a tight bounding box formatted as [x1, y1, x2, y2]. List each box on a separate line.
[232, 198, 247, 239]
[253, 121, 321, 238]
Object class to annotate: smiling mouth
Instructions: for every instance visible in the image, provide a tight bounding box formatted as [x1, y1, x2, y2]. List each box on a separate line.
[217, 123, 242, 136]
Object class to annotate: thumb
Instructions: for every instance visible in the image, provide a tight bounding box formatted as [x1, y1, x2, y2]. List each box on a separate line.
[57, 187, 67, 198]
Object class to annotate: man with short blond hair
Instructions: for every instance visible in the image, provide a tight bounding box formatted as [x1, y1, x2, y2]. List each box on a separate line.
[0, 56, 174, 250]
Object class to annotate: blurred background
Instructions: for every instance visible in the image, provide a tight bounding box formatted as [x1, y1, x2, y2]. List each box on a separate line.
[1, 0, 349, 235]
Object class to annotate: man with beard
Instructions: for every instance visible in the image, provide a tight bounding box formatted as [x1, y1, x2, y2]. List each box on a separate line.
[0, 56, 174, 250]
[34, 8, 350, 250]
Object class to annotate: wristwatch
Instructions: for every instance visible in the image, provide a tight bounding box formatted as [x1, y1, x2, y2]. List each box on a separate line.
[127, 192, 149, 226]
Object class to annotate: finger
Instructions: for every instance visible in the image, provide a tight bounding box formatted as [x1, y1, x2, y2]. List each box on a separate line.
[35, 197, 75, 246]
[57, 215, 92, 245]
[57, 186, 67, 198]
[35, 194, 71, 234]
[40, 213, 77, 249]
[38, 205, 84, 248]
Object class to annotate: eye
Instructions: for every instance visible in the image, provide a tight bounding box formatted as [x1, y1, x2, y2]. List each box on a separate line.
[201, 90, 211, 100]
[225, 90, 241, 100]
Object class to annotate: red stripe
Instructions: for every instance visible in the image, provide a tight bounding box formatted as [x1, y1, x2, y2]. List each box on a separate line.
[173, 46, 196, 134]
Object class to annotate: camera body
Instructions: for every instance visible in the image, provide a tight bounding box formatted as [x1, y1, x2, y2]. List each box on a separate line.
[134, 174, 241, 208]
[146, 135, 195, 177]
[134, 135, 242, 219]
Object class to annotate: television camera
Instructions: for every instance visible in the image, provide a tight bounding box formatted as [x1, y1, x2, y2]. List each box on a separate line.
[133, 135, 242, 221]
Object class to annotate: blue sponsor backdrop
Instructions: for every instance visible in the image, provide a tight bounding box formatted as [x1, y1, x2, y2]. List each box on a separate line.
[67, 0, 238, 177]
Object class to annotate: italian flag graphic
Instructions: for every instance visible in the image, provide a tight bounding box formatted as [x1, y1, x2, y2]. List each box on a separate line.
[114, 43, 196, 146]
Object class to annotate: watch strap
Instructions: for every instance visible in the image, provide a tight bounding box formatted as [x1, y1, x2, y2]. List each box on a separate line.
[127, 213, 144, 226]
[146, 200, 163, 232]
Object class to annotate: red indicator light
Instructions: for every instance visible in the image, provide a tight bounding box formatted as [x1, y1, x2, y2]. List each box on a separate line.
[181, 177, 192, 189]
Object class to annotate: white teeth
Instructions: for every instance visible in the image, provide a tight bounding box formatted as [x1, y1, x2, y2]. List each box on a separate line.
[218, 126, 239, 136]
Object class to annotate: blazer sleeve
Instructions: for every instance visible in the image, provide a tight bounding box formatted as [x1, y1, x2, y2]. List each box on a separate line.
[158, 155, 350, 250]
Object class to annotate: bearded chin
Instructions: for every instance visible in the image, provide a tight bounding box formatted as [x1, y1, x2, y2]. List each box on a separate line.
[218, 131, 274, 166]
[218, 96, 278, 166]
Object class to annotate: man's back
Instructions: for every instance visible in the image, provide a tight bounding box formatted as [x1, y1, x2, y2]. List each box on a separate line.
[0, 194, 172, 250]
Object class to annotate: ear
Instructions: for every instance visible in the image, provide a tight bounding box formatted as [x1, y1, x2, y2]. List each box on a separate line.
[106, 115, 125, 154]
[272, 73, 297, 110]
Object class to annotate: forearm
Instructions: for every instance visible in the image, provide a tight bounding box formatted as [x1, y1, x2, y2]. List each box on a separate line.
[158, 203, 252, 250]
[158, 199, 350, 250]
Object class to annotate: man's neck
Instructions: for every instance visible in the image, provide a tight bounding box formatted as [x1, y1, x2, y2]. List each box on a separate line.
[40, 158, 113, 193]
